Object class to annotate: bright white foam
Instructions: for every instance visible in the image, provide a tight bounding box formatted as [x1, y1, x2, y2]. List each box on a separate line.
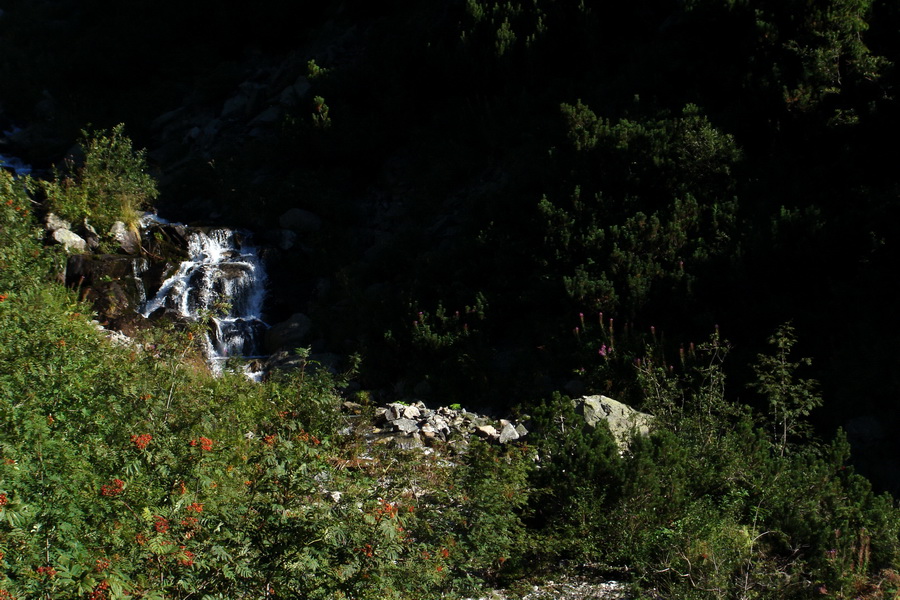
[141, 227, 269, 377]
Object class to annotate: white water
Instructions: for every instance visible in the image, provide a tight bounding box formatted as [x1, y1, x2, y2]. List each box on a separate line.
[1, 127, 32, 176]
[141, 227, 269, 375]
[0, 154, 31, 176]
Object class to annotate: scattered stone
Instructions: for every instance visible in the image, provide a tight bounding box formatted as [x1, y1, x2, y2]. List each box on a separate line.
[52, 228, 87, 253]
[401, 405, 421, 419]
[360, 399, 529, 447]
[499, 422, 520, 444]
[476, 425, 499, 440]
[391, 418, 420, 434]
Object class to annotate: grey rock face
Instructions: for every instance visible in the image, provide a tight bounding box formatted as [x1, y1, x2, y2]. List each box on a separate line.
[575, 395, 653, 449]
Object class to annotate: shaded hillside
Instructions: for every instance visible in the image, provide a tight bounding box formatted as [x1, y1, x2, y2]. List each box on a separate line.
[2, 0, 900, 492]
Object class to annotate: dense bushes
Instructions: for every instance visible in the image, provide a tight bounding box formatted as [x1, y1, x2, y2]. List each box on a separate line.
[2, 171, 536, 598]
[41, 124, 158, 234]
[4, 0, 900, 594]
[4, 165, 900, 598]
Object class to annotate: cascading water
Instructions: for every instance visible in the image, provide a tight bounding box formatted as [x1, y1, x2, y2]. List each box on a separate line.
[0, 153, 31, 176]
[141, 226, 269, 377]
[1, 126, 33, 176]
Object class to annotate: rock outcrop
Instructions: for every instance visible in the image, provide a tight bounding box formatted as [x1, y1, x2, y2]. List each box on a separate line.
[574, 395, 653, 450]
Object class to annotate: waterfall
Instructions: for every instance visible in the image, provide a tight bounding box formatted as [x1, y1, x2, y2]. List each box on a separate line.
[141, 226, 268, 376]
[1, 126, 32, 176]
[0, 154, 31, 176]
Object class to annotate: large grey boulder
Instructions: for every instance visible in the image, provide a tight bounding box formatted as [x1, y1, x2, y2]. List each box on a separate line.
[52, 228, 87, 253]
[575, 395, 653, 449]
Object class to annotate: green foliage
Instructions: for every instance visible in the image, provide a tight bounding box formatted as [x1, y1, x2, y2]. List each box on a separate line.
[540, 102, 740, 318]
[527, 392, 623, 561]
[307, 59, 330, 80]
[0, 172, 57, 291]
[41, 124, 158, 234]
[4, 1, 900, 596]
[750, 322, 823, 455]
[1, 172, 547, 599]
[383, 294, 493, 403]
[312, 96, 331, 128]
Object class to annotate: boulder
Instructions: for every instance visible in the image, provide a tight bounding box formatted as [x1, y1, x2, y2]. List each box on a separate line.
[109, 221, 141, 254]
[52, 228, 87, 253]
[575, 395, 653, 450]
[499, 422, 520, 444]
[391, 418, 420, 434]
[45, 212, 71, 232]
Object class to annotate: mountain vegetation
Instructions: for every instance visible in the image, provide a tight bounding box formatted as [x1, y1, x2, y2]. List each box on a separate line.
[3, 0, 900, 597]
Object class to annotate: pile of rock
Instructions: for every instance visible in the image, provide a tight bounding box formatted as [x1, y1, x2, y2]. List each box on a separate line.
[355, 401, 529, 449]
[347, 395, 654, 453]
